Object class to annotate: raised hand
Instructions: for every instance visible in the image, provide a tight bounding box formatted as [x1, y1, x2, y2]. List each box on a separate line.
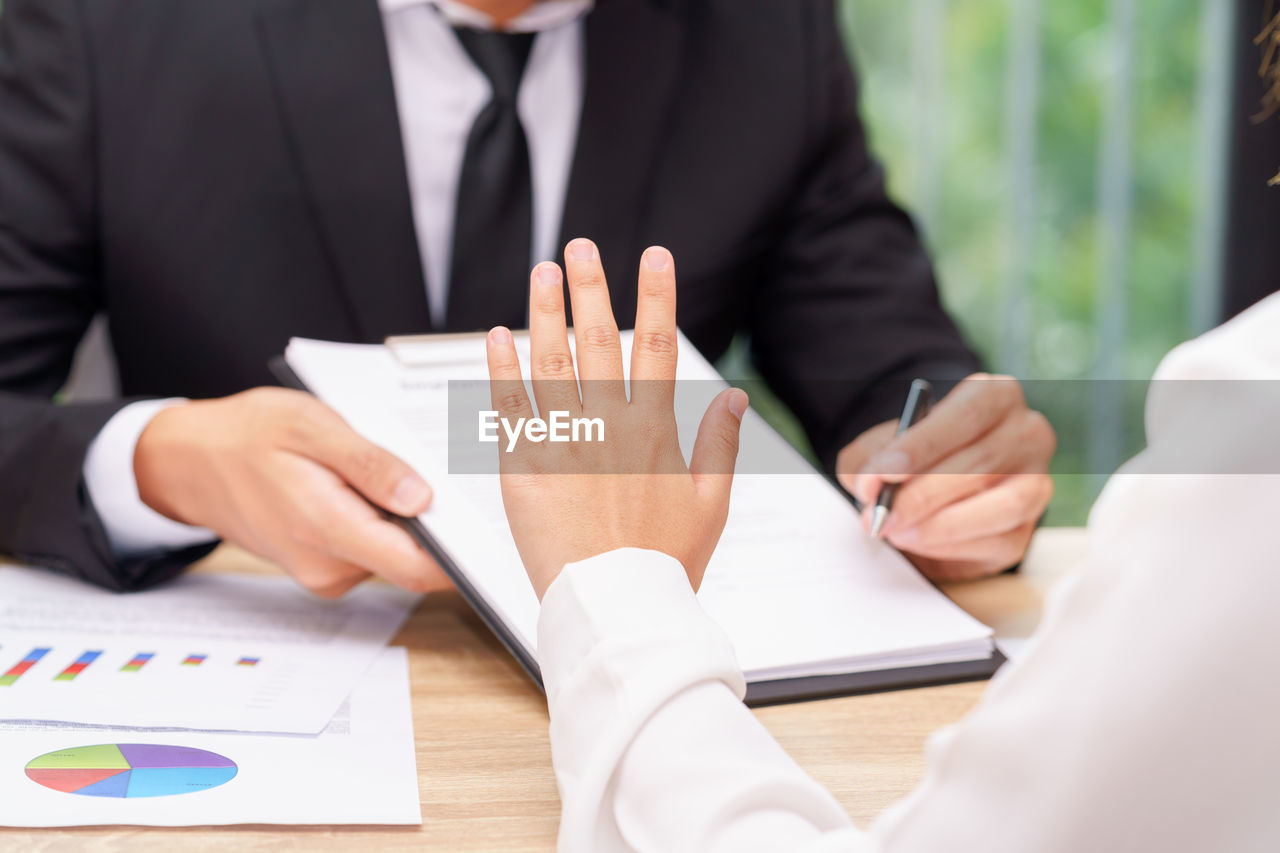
[485, 239, 748, 598]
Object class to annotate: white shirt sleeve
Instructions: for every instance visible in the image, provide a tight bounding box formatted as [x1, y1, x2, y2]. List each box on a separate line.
[538, 549, 863, 853]
[83, 399, 217, 557]
[535, 292, 1280, 853]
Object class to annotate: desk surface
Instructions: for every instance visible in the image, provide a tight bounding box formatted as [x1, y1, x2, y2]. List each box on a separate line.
[4, 528, 1088, 852]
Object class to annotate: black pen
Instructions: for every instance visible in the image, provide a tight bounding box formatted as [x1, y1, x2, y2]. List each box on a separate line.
[869, 378, 934, 539]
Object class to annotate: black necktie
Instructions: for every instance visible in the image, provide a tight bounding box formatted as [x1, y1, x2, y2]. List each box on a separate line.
[445, 28, 537, 332]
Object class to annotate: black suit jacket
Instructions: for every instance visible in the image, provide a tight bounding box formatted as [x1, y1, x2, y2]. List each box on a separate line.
[0, 0, 979, 590]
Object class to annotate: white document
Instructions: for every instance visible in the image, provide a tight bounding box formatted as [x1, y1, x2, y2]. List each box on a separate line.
[285, 332, 993, 686]
[0, 566, 417, 734]
[0, 647, 420, 827]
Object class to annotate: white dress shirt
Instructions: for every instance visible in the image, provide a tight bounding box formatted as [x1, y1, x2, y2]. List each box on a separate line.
[537, 293, 1280, 852]
[84, 0, 590, 556]
[383, 0, 587, 322]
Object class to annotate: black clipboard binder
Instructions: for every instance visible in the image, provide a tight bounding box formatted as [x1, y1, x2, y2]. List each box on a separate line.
[269, 353, 1006, 707]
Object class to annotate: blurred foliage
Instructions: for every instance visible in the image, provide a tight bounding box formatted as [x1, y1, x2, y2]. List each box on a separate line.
[729, 1, 1208, 526]
[834, 0, 1204, 524]
[840, 0, 1203, 375]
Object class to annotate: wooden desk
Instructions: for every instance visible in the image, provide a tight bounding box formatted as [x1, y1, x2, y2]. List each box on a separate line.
[4, 528, 1088, 852]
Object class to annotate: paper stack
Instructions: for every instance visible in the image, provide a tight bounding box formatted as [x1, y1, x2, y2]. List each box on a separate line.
[0, 565, 422, 826]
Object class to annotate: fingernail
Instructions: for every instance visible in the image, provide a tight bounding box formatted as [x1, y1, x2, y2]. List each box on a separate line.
[536, 263, 560, 285]
[643, 246, 671, 271]
[892, 526, 918, 545]
[728, 390, 749, 420]
[567, 238, 595, 262]
[392, 475, 431, 514]
[865, 450, 910, 476]
[850, 474, 868, 498]
[489, 326, 512, 344]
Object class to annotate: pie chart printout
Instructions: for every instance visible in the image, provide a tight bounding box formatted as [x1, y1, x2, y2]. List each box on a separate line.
[25, 744, 238, 798]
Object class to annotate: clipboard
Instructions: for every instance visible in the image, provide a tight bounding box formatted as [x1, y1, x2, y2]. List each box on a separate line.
[270, 349, 1005, 707]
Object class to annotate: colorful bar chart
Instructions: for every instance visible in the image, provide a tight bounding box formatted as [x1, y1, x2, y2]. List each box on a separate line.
[0, 647, 51, 687]
[181, 654, 206, 667]
[120, 653, 155, 673]
[54, 651, 102, 682]
[236, 657, 260, 667]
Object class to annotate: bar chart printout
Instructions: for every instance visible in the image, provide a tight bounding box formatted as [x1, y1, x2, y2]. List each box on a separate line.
[236, 657, 260, 667]
[120, 654, 154, 673]
[0, 648, 51, 687]
[54, 652, 102, 682]
[0, 565, 418, 733]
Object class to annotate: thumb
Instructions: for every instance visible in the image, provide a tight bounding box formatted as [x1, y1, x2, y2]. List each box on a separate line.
[690, 388, 748, 506]
[312, 432, 432, 517]
[834, 420, 898, 499]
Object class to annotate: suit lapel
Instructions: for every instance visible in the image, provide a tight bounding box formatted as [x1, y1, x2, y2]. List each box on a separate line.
[258, 0, 432, 340]
[560, 0, 687, 329]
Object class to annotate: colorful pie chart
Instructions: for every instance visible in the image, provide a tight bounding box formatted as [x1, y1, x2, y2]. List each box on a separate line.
[25, 744, 237, 798]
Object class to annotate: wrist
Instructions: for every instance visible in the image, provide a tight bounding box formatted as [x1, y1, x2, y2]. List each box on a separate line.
[134, 401, 203, 526]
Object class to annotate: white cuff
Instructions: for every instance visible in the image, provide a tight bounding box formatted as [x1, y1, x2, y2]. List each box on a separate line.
[536, 548, 746, 851]
[537, 548, 746, 707]
[83, 399, 218, 557]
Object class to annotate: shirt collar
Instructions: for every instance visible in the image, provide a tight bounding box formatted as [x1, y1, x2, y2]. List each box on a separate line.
[380, 0, 595, 33]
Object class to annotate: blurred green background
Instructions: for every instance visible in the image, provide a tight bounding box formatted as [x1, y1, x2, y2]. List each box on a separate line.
[837, 0, 1221, 524]
[727, 0, 1222, 526]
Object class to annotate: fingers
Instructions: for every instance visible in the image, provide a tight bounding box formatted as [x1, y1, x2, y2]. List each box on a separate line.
[835, 420, 898, 498]
[486, 325, 535, 421]
[864, 411, 1053, 536]
[691, 389, 748, 508]
[528, 261, 581, 416]
[289, 406, 432, 517]
[860, 472, 992, 538]
[292, 477, 451, 595]
[326, 513, 451, 594]
[909, 549, 1030, 584]
[887, 474, 1052, 555]
[901, 521, 1039, 579]
[486, 325, 538, 471]
[276, 547, 372, 599]
[629, 246, 678, 408]
[852, 375, 1025, 504]
[563, 238, 626, 406]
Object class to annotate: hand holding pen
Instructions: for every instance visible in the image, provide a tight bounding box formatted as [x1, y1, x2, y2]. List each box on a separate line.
[869, 379, 933, 538]
[837, 374, 1056, 582]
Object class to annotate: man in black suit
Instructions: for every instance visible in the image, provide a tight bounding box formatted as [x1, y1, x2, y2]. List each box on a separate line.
[0, 0, 1055, 596]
